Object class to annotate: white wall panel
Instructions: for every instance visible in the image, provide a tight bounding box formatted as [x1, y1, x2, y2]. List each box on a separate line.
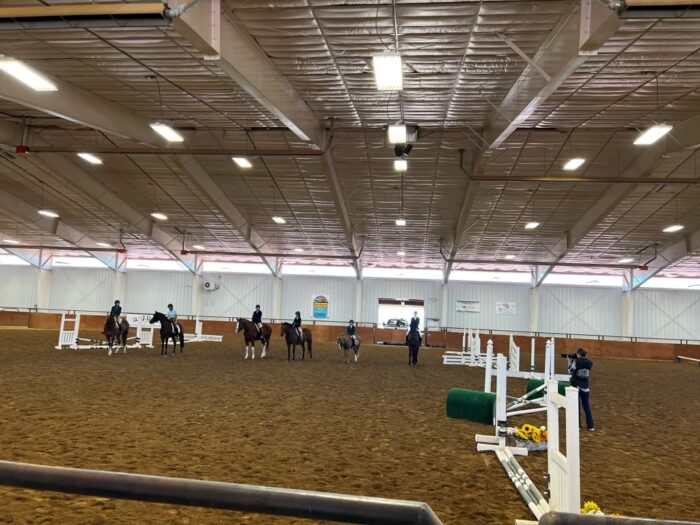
[0, 266, 38, 308]
[446, 282, 530, 332]
[538, 285, 622, 336]
[125, 271, 194, 315]
[361, 279, 443, 324]
[281, 276, 355, 322]
[49, 269, 114, 312]
[633, 289, 700, 341]
[200, 273, 273, 319]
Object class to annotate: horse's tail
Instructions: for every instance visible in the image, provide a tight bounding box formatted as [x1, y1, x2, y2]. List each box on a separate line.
[307, 335, 312, 353]
[179, 326, 185, 348]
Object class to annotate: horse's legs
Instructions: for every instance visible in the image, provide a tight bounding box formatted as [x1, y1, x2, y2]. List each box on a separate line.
[244, 340, 249, 359]
[354, 348, 359, 362]
[261, 338, 267, 359]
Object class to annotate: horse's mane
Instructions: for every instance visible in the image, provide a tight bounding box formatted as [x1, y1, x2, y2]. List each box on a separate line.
[281, 321, 291, 327]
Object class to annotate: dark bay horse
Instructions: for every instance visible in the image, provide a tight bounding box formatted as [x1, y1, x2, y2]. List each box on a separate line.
[150, 311, 184, 356]
[280, 322, 312, 361]
[103, 315, 129, 356]
[407, 328, 421, 367]
[336, 334, 361, 364]
[235, 318, 271, 359]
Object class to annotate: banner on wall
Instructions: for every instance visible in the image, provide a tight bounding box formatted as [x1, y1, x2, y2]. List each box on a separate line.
[495, 302, 517, 315]
[312, 294, 330, 319]
[456, 300, 480, 313]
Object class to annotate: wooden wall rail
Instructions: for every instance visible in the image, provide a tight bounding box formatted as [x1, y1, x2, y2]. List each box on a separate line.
[1, 312, 699, 361]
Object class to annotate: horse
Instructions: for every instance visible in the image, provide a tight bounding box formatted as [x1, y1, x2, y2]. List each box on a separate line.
[103, 315, 129, 356]
[336, 334, 361, 364]
[407, 328, 421, 367]
[280, 322, 312, 361]
[235, 318, 271, 359]
[150, 311, 185, 356]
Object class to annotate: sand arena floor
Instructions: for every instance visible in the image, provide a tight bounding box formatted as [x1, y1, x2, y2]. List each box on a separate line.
[0, 328, 698, 525]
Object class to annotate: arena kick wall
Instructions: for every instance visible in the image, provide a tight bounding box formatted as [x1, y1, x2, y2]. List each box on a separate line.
[1, 266, 700, 344]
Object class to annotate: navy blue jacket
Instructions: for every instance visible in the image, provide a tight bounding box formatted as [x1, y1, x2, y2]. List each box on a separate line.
[347, 324, 356, 336]
[569, 357, 592, 390]
[292, 315, 301, 328]
[252, 309, 262, 323]
[110, 305, 122, 317]
[410, 316, 420, 330]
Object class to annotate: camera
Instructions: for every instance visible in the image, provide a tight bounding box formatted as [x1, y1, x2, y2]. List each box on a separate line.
[560, 353, 577, 359]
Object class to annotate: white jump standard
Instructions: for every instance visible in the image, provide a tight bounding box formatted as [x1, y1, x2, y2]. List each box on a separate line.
[55, 313, 154, 352]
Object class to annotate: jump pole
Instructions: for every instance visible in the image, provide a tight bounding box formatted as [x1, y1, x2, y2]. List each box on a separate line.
[674, 356, 700, 367]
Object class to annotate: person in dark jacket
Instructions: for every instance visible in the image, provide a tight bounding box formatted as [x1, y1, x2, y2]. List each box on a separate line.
[347, 320, 357, 348]
[407, 311, 421, 345]
[252, 305, 263, 334]
[567, 347, 595, 431]
[109, 300, 122, 334]
[292, 311, 302, 341]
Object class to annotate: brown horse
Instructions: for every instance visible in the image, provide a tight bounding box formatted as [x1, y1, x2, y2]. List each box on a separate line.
[280, 322, 312, 361]
[103, 315, 129, 356]
[236, 318, 271, 359]
[337, 334, 361, 364]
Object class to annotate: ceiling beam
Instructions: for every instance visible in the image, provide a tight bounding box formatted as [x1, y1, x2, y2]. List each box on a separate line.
[27, 146, 321, 157]
[0, 187, 121, 270]
[22, 154, 196, 272]
[177, 155, 278, 276]
[627, 228, 700, 290]
[444, 177, 480, 283]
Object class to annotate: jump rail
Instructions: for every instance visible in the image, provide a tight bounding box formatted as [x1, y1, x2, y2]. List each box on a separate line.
[0, 460, 443, 525]
[540, 512, 699, 524]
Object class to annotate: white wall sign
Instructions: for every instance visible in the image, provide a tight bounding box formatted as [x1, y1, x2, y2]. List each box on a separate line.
[456, 300, 481, 313]
[495, 302, 517, 315]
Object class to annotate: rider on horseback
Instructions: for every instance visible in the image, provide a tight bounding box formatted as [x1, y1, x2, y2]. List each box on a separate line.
[407, 311, 421, 344]
[110, 300, 122, 334]
[347, 320, 357, 349]
[252, 305, 263, 334]
[292, 311, 302, 341]
[166, 304, 178, 334]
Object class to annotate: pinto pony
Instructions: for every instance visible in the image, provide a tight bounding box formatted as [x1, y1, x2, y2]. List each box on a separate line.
[336, 334, 361, 363]
[103, 315, 129, 356]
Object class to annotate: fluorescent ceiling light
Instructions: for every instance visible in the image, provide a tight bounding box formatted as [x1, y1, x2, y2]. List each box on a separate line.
[397, 251, 405, 256]
[232, 157, 252, 168]
[563, 157, 585, 171]
[294, 248, 304, 252]
[96, 242, 112, 248]
[3, 238, 20, 245]
[0, 58, 57, 92]
[77, 152, 103, 165]
[192, 244, 205, 250]
[150, 122, 184, 143]
[372, 53, 403, 91]
[395, 218, 406, 226]
[150, 212, 168, 221]
[618, 257, 634, 264]
[272, 216, 286, 224]
[38, 209, 59, 218]
[503, 255, 517, 260]
[524, 221, 540, 230]
[394, 159, 408, 172]
[634, 125, 672, 145]
[662, 224, 684, 233]
[388, 124, 407, 144]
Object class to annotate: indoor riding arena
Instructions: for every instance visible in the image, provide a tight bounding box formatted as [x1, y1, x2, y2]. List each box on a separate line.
[0, 2, 699, 525]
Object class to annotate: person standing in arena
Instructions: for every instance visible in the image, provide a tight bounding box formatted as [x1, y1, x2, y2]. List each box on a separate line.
[252, 304, 263, 334]
[566, 347, 595, 431]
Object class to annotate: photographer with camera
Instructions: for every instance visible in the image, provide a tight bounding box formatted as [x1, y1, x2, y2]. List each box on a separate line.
[561, 347, 595, 431]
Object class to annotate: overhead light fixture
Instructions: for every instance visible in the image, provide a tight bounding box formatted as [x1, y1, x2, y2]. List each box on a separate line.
[563, 158, 585, 171]
[372, 53, 403, 91]
[662, 224, 684, 233]
[77, 152, 103, 165]
[150, 212, 168, 221]
[395, 218, 406, 226]
[503, 255, 517, 260]
[618, 257, 634, 263]
[272, 216, 286, 224]
[38, 209, 59, 218]
[388, 124, 407, 144]
[192, 244, 205, 250]
[394, 159, 408, 172]
[634, 124, 672, 145]
[3, 238, 20, 245]
[397, 250, 406, 256]
[150, 122, 184, 143]
[294, 248, 304, 252]
[96, 242, 112, 248]
[524, 221, 540, 230]
[232, 157, 252, 169]
[0, 58, 57, 92]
